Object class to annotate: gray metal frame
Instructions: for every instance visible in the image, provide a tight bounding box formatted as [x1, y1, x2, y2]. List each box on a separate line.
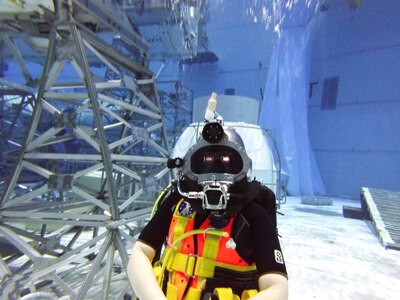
[0, 1, 170, 299]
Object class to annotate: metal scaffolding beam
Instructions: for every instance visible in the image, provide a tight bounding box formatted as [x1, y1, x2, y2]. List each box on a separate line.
[0, 0, 170, 298]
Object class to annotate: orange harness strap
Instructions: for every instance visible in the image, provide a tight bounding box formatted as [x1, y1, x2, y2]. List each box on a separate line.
[162, 200, 256, 300]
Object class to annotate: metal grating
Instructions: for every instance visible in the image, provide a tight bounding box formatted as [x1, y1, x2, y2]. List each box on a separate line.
[361, 187, 400, 250]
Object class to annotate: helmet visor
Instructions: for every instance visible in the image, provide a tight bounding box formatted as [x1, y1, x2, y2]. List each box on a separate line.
[190, 146, 243, 175]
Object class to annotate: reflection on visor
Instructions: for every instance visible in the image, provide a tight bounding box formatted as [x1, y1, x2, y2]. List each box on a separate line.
[191, 146, 243, 174]
[203, 155, 230, 163]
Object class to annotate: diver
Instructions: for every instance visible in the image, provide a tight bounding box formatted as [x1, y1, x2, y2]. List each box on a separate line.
[127, 93, 288, 300]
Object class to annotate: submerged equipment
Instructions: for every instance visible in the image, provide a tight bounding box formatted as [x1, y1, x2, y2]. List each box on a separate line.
[156, 93, 276, 299]
[167, 92, 252, 217]
[153, 199, 259, 300]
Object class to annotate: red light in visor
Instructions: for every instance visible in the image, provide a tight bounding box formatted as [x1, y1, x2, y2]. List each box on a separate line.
[204, 156, 214, 163]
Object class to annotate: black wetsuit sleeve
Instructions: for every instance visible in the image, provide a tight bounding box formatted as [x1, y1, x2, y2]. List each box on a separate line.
[137, 191, 181, 253]
[240, 202, 287, 277]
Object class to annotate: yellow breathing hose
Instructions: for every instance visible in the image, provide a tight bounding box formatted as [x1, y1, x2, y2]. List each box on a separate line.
[138, 185, 248, 299]
[156, 228, 229, 286]
[150, 183, 173, 219]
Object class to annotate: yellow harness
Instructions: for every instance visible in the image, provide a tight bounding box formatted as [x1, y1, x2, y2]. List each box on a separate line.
[153, 199, 258, 300]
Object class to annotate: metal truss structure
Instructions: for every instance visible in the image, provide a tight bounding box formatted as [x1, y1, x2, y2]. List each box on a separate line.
[0, 86, 36, 189]
[158, 79, 193, 149]
[0, 1, 174, 299]
[123, 0, 207, 61]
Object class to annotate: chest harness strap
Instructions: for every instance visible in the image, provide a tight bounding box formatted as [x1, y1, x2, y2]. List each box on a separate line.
[153, 200, 258, 300]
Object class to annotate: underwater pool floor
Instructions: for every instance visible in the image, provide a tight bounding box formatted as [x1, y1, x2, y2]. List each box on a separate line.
[279, 196, 400, 300]
[4, 196, 400, 299]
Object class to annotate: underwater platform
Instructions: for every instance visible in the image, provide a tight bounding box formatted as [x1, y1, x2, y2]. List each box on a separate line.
[343, 187, 400, 251]
[361, 187, 400, 250]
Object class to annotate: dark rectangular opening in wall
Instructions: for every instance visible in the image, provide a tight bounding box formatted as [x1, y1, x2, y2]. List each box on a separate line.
[321, 77, 339, 110]
[224, 88, 235, 95]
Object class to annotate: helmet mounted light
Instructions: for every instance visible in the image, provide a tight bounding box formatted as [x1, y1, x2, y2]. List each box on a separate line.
[202, 122, 224, 143]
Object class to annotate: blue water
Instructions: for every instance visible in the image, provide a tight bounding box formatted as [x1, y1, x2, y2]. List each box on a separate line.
[178, 0, 400, 199]
[1, 0, 399, 199]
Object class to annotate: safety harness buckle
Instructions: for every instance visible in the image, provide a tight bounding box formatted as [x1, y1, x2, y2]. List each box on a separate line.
[184, 253, 197, 278]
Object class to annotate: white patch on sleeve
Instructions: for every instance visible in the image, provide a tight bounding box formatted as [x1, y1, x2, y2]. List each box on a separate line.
[274, 249, 284, 264]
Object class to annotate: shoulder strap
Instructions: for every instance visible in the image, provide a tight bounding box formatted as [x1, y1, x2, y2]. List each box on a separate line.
[150, 183, 175, 219]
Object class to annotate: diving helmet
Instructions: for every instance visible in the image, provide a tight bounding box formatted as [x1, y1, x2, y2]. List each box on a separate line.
[169, 104, 252, 215]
